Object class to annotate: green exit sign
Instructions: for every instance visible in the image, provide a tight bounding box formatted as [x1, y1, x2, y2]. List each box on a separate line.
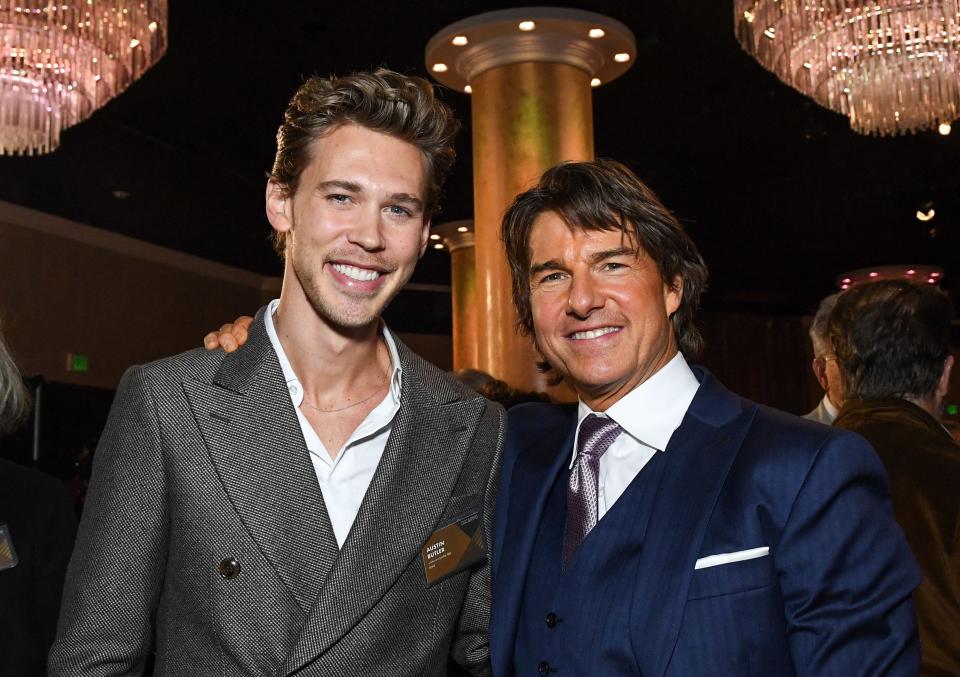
[948, 404, 959, 417]
[67, 353, 89, 372]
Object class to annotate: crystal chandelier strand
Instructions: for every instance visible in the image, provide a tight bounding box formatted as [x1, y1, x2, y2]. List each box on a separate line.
[0, 0, 167, 155]
[734, 0, 960, 136]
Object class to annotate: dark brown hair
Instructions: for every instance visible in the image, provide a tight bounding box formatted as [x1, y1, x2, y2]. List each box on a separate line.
[828, 280, 953, 401]
[270, 68, 460, 255]
[501, 159, 708, 376]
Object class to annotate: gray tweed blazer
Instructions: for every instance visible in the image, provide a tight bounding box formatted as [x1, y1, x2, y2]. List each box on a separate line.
[49, 309, 505, 676]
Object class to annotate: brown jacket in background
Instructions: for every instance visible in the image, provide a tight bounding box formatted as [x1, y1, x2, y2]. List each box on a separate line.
[835, 398, 960, 676]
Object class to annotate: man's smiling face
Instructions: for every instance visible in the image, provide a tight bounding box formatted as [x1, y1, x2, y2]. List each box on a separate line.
[527, 210, 682, 410]
[267, 123, 430, 330]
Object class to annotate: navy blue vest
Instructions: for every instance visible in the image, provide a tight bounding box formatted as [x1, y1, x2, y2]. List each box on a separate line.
[513, 448, 668, 675]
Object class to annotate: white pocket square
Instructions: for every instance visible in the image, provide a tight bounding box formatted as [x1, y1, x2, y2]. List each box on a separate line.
[694, 546, 769, 570]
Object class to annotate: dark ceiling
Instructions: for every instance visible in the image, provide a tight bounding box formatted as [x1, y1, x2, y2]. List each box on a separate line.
[2, 1, 958, 323]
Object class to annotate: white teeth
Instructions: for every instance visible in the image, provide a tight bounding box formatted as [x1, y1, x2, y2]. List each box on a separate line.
[570, 327, 620, 340]
[332, 263, 381, 282]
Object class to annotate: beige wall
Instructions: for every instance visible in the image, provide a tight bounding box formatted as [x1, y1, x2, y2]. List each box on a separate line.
[0, 201, 452, 390]
[0, 202, 274, 389]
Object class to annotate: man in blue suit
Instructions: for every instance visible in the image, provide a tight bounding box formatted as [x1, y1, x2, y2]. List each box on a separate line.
[492, 159, 921, 676]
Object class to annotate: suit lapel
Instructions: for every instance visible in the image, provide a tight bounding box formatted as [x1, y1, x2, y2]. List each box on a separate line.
[630, 369, 755, 676]
[281, 341, 484, 675]
[182, 308, 338, 613]
[492, 405, 576, 676]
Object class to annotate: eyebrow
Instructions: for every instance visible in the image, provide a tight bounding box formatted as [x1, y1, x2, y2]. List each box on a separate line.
[528, 246, 638, 277]
[589, 246, 637, 263]
[317, 179, 363, 193]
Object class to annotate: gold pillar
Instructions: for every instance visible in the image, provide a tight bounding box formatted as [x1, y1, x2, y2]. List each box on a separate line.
[427, 8, 636, 395]
[431, 221, 479, 370]
[472, 62, 593, 393]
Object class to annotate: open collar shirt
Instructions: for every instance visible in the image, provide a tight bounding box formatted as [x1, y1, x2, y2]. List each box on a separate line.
[264, 298, 402, 547]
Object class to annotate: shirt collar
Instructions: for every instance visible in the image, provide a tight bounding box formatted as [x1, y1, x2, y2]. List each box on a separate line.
[263, 298, 403, 408]
[822, 394, 839, 419]
[572, 352, 700, 467]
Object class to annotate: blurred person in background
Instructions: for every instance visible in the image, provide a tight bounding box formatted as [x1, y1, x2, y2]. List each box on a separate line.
[830, 280, 960, 676]
[0, 325, 78, 676]
[804, 293, 842, 424]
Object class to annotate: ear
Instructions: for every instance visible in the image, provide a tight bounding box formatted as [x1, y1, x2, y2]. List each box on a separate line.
[418, 217, 432, 259]
[266, 179, 293, 235]
[664, 274, 683, 317]
[937, 354, 954, 399]
[811, 357, 829, 391]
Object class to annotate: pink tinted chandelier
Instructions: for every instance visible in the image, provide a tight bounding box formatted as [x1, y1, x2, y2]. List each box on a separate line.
[734, 1, 960, 136]
[0, 1, 167, 156]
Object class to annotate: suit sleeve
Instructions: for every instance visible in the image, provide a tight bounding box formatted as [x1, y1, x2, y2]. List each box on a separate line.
[449, 402, 506, 677]
[34, 478, 78, 665]
[777, 431, 922, 676]
[49, 366, 169, 676]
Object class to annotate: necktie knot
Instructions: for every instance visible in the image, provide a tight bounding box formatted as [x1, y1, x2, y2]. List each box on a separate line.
[577, 414, 622, 459]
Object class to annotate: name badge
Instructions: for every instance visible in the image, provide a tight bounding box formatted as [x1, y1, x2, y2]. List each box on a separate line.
[422, 510, 486, 587]
[0, 523, 18, 571]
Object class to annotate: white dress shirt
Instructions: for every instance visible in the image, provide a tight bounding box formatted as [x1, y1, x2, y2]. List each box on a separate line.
[264, 299, 402, 547]
[572, 352, 700, 518]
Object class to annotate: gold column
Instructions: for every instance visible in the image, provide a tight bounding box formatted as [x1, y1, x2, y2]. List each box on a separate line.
[427, 8, 635, 395]
[431, 221, 478, 370]
[471, 62, 593, 393]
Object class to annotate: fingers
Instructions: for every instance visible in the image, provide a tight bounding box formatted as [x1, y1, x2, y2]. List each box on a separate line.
[231, 316, 252, 348]
[217, 323, 239, 353]
[202, 316, 255, 353]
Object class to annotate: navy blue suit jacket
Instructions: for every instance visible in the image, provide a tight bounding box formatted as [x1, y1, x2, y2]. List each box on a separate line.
[491, 368, 921, 676]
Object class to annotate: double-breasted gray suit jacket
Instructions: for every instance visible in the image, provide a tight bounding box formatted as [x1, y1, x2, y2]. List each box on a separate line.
[49, 311, 505, 676]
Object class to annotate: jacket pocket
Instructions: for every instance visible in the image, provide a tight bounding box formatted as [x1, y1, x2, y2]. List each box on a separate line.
[687, 552, 775, 600]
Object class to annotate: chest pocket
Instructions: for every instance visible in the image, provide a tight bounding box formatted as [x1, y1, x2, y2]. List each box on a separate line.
[687, 553, 775, 600]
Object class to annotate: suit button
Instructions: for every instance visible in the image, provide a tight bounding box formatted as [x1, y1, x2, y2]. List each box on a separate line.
[218, 557, 240, 579]
[538, 661, 551, 675]
[545, 612, 558, 628]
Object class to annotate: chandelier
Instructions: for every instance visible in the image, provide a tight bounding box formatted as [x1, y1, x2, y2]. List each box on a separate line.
[734, 1, 960, 136]
[0, 1, 167, 156]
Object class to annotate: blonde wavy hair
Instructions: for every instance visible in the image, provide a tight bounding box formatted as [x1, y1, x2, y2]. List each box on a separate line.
[0, 324, 30, 435]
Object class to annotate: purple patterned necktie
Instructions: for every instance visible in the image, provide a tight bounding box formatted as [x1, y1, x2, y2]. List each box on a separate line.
[562, 413, 623, 569]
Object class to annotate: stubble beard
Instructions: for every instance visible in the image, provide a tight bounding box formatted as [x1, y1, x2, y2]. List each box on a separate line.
[291, 245, 406, 331]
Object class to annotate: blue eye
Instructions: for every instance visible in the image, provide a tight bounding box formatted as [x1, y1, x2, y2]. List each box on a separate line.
[328, 194, 351, 204]
[387, 205, 412, 217]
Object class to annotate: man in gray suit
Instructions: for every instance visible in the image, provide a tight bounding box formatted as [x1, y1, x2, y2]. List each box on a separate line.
[49, 69, 504, 676]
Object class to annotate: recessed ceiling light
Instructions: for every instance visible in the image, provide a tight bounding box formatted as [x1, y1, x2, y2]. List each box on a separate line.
[518, 20, 536, 31]
[590, 78, 601, 87]
[452, 35, 468, 46]
[588, 28, 605, 38]
[939, 122, 952, 135]
[916, 208, 935, 222]
[614, 52, 630, 63]
[432, 63, 448, 73]
[464, 85, 472, 94]
[433, 243, 444, 250]
[457, 226, 469, 232]
[430, 234, 441, 240]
